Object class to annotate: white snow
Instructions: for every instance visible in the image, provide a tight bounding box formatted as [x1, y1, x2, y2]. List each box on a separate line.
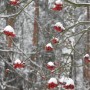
[48, 77, 58, 84]
[10, 0, 16, 2]
[4, 25, 15, 34]
[55, 0, 63, 4]
[62, 47, 72, 54]
[47, 61, 55, 66]
[84, 54, 89, 58]
[59, 76, 68, 83]
[14, 59, 21, 64]
[54, 22, 65, 30]
[46, 43, 53, 48]
[65, 78, 74, 86]
[52, 5, 56, 8]
[6, 69, 9, 71]
[69, 37, 75, 46]
[52, 37, 59, 41]
[59, 77, 74, 86]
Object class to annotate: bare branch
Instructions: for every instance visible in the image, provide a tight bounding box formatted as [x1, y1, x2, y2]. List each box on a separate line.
[0, 0, 33, 18]
[64, 0, 90, 7]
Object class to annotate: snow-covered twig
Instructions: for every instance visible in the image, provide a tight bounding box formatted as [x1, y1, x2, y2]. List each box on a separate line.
[0, 49, 23, 54]
[64, 0, 90, 7]
[6, 85, 19, 90]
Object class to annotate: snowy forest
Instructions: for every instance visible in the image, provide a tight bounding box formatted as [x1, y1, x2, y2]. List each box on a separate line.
[0, 0, 90, 90]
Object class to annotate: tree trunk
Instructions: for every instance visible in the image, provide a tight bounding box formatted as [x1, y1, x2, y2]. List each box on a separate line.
[84, 1, 90, 79]
[31, 0, 39, 61]
[33, 0, 39, 46]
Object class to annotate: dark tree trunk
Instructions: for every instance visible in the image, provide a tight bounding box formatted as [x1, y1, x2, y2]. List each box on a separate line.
[33, 0, 39, 46]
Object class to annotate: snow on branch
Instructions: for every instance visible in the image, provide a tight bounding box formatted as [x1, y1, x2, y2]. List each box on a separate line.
[66, 21, 90, 30]
[64, 0, 90, 7]
[6, 85, 19, 90]
[0, 49, 23, 54]
[0, 13, 19, 18]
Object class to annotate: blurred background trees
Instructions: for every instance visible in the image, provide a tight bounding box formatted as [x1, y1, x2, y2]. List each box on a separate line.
[0, 0, 90, 90]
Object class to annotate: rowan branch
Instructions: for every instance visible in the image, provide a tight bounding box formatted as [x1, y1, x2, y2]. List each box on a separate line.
[0, 49, 23, 54]
[0, 0, 33, 18]
[64, 0, 90, 7]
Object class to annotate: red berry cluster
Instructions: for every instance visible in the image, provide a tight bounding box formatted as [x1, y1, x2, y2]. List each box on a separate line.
[52, 0, 63, 11]
[84, 54, 90, 63]
[9, 0, 19, 5]
[4, 31, 16, 37]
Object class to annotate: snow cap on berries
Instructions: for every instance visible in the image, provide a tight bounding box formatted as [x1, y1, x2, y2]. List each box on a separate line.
[48, 77, 58, 89]
[4, 25, 16, 37]
[54, 22, 65, 30]
[10, 0, 16, 1]
[51, 37, 59, 44]
[65, 78, 74, 86]
[47, 62, 55, 66]
[46, 43, 53, 48]
[59, 76, 68, 85]
[4, 25, 15, 34]
[9, 0, 19, 4]
[45, 43, 53, 52]
[84, 54, 89, 58]
[48, 77, 58, 84]
[83, 54, 90, 63]
[52, 37, 59, 41]
[64, 78, 74, 89]
[14, 59, 21, 64]
[55, 0, 63, 4]
[47, 62, 55, 71]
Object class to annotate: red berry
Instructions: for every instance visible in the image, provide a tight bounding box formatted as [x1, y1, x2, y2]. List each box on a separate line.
[51, 38, 59, 44]
[54, 26, 63, 32]
[9, 0, 19, 5]
[45, 43, 53, 52]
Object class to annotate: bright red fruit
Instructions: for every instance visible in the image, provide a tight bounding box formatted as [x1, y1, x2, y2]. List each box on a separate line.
[52, 4, 63, 11]
[54, 22, 65, 32]
[13, 59, 25, 69]
[4, 31, 16, 37]
[64, 84, 74, 89]
[51, 37, 59, 44]
[52, 0, 63, 11]
[9, 0, 19, 5]
[3, 25, 16, 37]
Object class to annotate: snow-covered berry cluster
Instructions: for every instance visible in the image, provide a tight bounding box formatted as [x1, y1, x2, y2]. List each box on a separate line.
[52, 0, 63, 11]
[9, 0, 19, 5]
[13, 59, 25, 69]
[84, 54, 90, 63]
[47, 77, 74, 89]
[4, 25, 16, 37]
